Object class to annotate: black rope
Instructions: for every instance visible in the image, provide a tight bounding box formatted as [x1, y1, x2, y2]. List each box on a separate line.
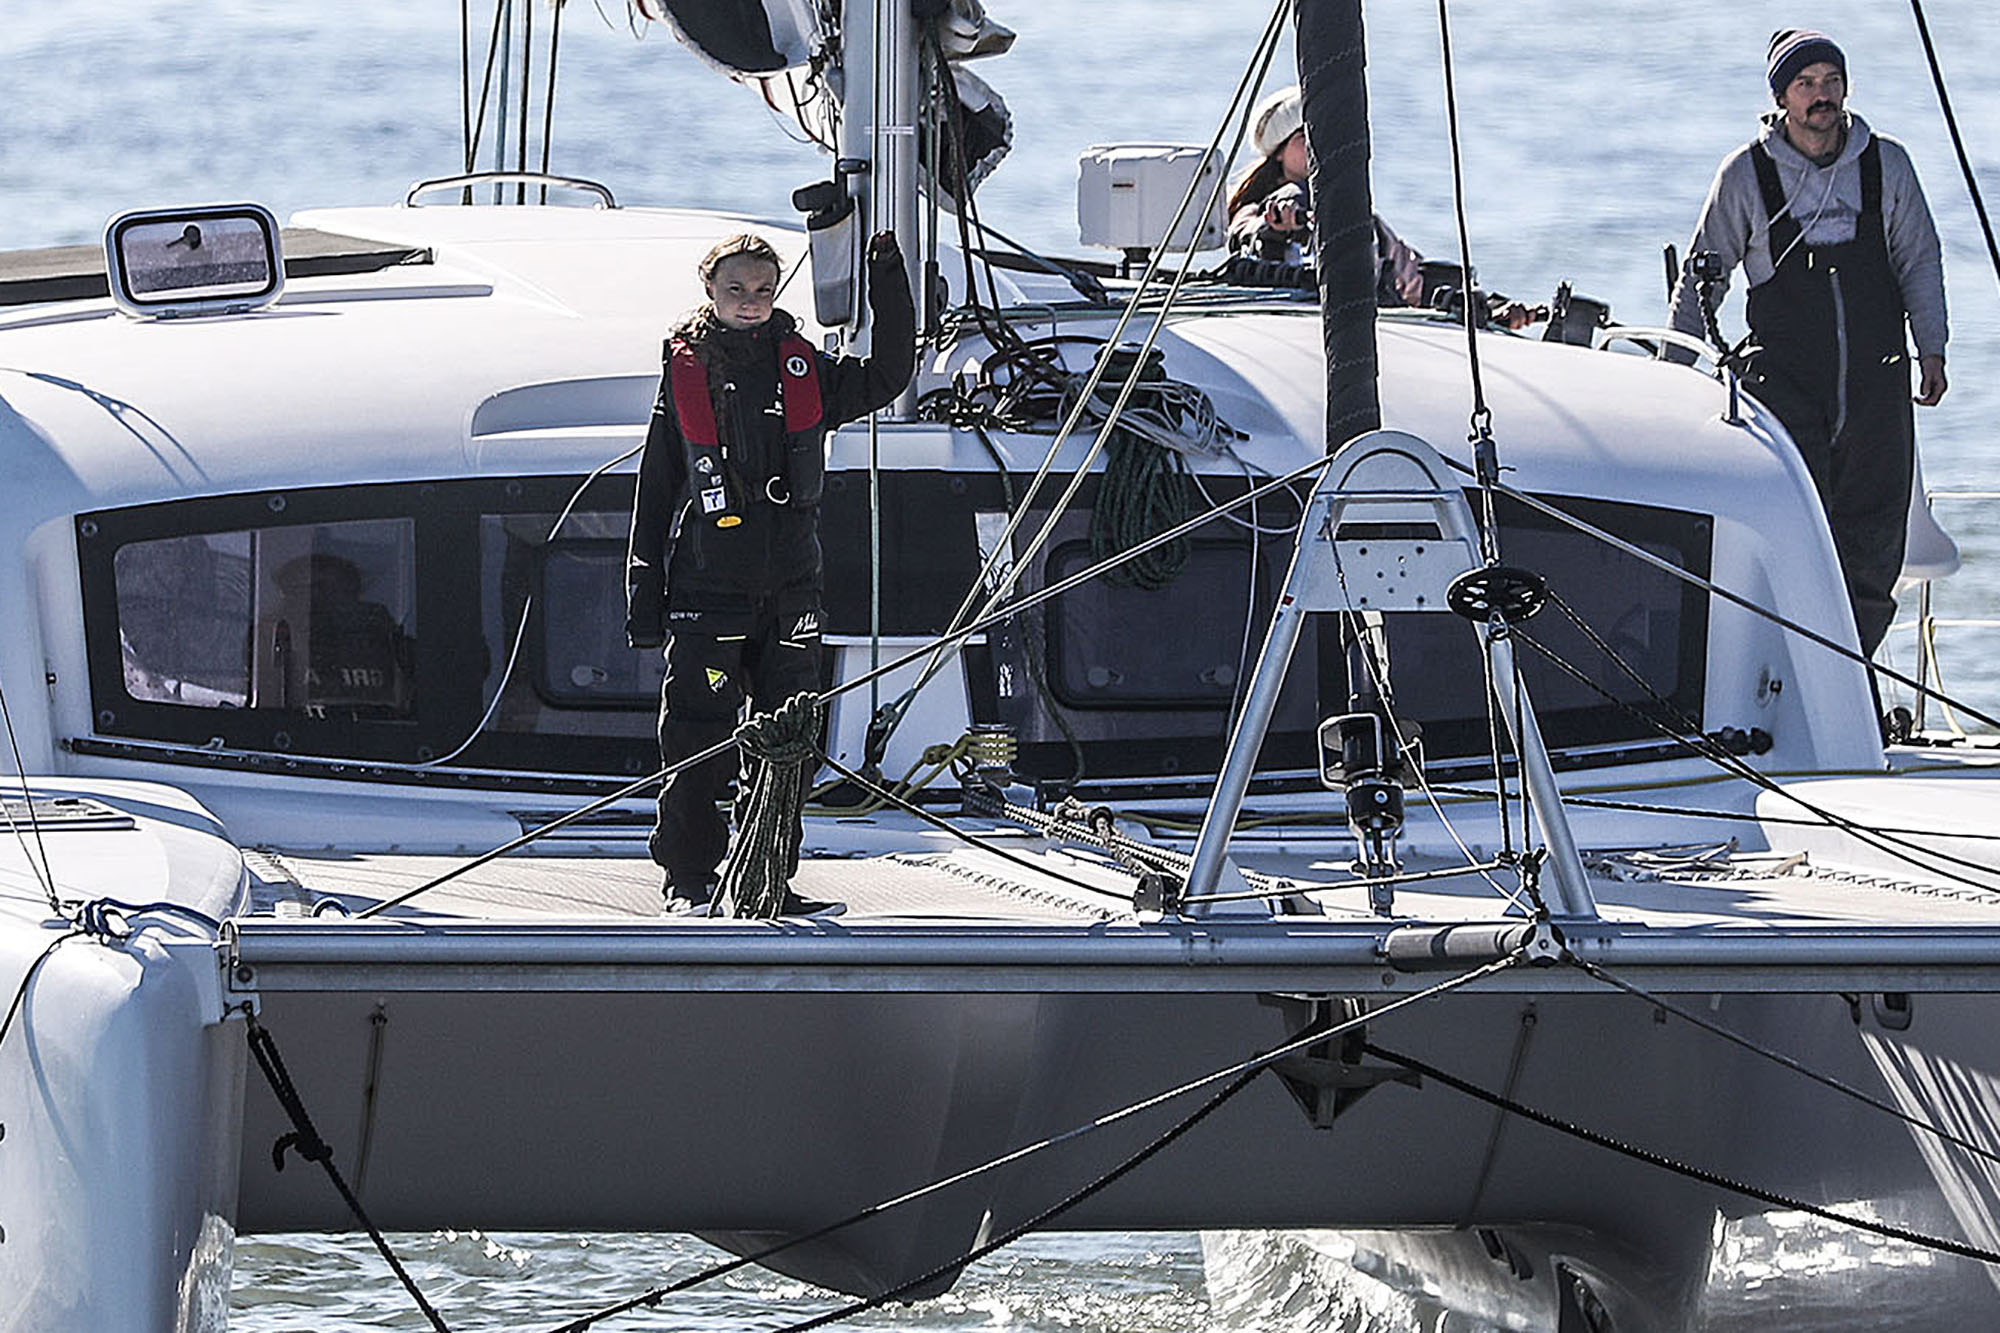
[1434, 0, 1503, 550]
[1575, 959, 2000, 1168]
[1363, 1040, 2000, 1267]
[771, 1069, 1262, 1333]
[516, 0, 534, 202]
[1514, 593, 2000, 897]
[539, 0, 563, 200]
[1089, 423, 1193, 589]
[541, 950, 1522, 1333]
[245, 1016, 453, 1333]
[1908, 0, 2000, 293]
[1481, 476, 2000, 735]
[0, 929, 79, 1053]
[467, 0, 510, 192]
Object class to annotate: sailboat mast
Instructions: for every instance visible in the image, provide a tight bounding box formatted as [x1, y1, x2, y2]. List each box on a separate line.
[1296, 0, 1381, 452]
[835, 0, 919, 413]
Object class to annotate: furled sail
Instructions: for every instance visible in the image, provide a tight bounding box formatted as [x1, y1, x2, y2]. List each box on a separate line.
[631, 0, 1014, 202]
[633, 0, 825, 76]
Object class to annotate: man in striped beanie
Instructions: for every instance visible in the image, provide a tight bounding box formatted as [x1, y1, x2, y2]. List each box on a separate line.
[1668, 28, 1949, 663]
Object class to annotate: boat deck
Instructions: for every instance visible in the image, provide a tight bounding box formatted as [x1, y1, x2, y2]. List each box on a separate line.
[237, 814, 2000, 932]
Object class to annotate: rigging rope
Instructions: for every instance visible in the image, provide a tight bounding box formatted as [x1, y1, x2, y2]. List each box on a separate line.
[1433, 0, 1502, 551]
[1907, 0, 2000, 293]
[1576, 959, 2000, 1168]
[541, 950, 1527, 1333]
[246, 1015, 453, 1333]
[821, 755, 1128, 903]
[1482, 474, 2000, 735]
[359, 457, 1334, 915]
[1364, 1040, 2000, 1269]
[1089, 421, 1193, 589]
[1514, 590, 2000, 897]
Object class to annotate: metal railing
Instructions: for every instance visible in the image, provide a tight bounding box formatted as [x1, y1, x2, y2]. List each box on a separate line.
[1896, 488, 2000, 736]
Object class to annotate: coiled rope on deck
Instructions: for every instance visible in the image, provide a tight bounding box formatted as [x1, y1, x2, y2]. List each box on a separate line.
[719, 692, 824, 919]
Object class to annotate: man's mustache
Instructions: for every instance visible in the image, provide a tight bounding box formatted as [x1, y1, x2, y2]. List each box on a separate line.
[1809, 100, 1839, 115]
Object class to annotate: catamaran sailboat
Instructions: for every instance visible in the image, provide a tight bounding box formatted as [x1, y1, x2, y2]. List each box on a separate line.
[6, 2, 2000, 1330]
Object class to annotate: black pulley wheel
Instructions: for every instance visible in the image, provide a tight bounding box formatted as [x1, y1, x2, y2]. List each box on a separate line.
[1446, 564, 1548, 622]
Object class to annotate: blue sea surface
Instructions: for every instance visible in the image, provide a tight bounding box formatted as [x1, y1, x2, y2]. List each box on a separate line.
[5, 2, 2000, 1328]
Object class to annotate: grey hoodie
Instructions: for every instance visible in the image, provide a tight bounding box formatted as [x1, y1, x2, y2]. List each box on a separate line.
[1668, 109, 1947, 359]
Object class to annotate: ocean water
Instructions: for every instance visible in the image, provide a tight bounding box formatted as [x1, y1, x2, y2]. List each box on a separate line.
[6, 1, 2000, 1328]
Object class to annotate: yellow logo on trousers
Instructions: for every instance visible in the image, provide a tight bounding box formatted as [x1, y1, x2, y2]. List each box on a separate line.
[705, 667, 729, 693]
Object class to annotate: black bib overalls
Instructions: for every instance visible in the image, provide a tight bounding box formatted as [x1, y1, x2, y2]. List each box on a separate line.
[1744, 137, 1914, 655]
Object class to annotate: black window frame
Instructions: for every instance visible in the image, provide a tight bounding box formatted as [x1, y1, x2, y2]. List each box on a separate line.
[76, 475, 663, 778]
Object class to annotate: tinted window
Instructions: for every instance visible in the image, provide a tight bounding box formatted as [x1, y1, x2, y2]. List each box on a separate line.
[115, 518, 414, 717]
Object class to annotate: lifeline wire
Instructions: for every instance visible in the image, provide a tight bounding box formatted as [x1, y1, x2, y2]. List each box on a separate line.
[542, 949, 1527, 1333]
[1485, 475, 2000, 735]
[1364, 1040, 2000, 1268]
[1431, 784, 2000, 846]
[360, 455, 1335, 915]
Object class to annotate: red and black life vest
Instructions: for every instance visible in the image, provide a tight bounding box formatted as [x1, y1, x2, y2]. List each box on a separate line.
[668, 332, 824, 526]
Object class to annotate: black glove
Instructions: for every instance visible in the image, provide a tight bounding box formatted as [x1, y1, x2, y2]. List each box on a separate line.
[867, 231, 901, 265]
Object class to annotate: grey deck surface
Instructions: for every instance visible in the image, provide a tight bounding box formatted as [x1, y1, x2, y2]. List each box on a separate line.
[243, 845, 1131, 923]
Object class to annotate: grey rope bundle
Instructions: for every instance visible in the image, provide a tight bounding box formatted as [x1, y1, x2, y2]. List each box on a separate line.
[719, 692, 825, 918]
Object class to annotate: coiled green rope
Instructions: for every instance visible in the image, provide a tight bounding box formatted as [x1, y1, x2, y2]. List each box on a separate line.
[1090, 426, 1192, 590]
[719, 692, 824, 919]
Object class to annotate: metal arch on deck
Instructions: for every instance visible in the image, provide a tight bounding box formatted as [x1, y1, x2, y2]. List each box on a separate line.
[1184, 429, 1599, 919]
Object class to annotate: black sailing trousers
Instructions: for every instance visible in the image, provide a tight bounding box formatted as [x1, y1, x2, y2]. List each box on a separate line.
[649, 591, 822, 895]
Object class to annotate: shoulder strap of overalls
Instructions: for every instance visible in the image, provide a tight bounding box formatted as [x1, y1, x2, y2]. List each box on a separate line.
[1748, 141, 1802, 257]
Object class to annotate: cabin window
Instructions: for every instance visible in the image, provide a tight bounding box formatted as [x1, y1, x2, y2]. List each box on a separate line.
[113, 518, 415, 717]
[77, 477, 662, 777]
[1041, 539, 1274, 708]
[476, 513, 663, 727]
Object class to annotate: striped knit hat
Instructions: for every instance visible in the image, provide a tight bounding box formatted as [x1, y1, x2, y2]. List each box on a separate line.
[1767, 29, 1845, 99]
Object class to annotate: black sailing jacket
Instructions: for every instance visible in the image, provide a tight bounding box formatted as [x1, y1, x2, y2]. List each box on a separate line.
[625, 247, 916, 646]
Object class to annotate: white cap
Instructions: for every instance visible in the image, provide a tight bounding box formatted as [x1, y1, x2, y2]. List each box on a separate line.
[1250, 85, 1303, 159]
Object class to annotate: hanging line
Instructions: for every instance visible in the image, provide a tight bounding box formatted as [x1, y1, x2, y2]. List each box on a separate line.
[1365, 1040, 2000, 1269]
[1434, 0, 1501, 558]
[541, 949, 1526, 1333]
[1908, 0, 2000, 294]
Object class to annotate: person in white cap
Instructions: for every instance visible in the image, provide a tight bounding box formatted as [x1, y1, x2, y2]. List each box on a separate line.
[1228, 84, 1535, 330]
[1667, 29, 1948, 658]
[1226, 85, 1423, 305]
